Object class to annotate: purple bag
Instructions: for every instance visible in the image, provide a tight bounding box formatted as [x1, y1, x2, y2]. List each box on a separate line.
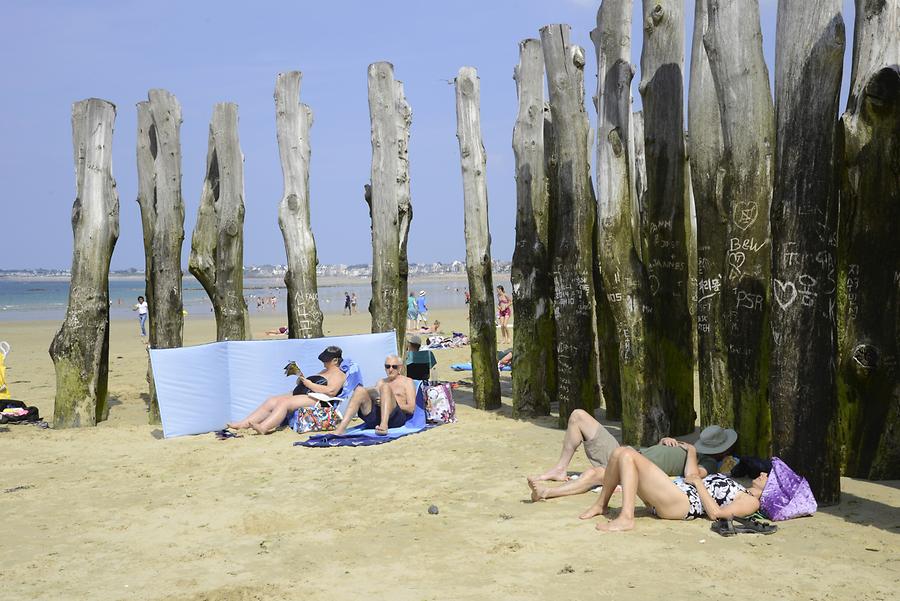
[759, 457, 817, 521]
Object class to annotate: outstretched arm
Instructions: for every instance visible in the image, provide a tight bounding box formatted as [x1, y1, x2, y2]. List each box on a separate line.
[299, 374, 345, 397]
[686, 476, 760, 520]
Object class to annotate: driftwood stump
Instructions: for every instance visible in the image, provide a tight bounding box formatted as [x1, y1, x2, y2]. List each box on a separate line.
[136, 90, 185, 424]
[189, 102, 250, 341]
[455, 67, 501, 411]
[704, 0, 774, 456]
[541, 24, 600, 427]
[511, 39, 555, 418]
[49, 99, 119, 427]
[367, 62, 412, 353]
[639, 1, 694, 439]
[837, 0, 900, 480]
[275, 72, 324, 339]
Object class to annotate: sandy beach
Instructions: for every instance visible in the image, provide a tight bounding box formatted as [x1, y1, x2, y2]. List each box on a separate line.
[0, 308, 897, 601]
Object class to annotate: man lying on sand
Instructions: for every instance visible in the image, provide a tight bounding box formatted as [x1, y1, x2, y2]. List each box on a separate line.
[528, 409, 736, 502]
[333, 354, 417, 435]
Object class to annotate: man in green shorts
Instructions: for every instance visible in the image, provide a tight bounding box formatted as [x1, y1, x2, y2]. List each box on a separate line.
[527, 410, 736, 502]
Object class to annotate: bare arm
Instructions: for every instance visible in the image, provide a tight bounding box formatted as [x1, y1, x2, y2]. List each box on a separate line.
[300, 372, 345, 397]
[396, 377, 418, 414]
[687, 478, 760, 520]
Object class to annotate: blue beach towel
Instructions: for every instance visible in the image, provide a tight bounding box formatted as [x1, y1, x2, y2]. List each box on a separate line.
[295, 381, 438, 447]
[450, 362, 510, 372]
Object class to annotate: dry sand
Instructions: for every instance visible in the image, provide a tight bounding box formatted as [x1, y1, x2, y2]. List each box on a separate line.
[0, 308, 897, 601]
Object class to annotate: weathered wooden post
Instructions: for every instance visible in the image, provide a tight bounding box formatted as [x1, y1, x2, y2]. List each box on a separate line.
[540, 24, 600, 427]
[136, 90, 184, 424]
[367, 62, 413, 353]
[688, 0, 726, 428]
[703, 0, 774, 456]
[189, 102, 250, 341]
[638, 1, 694, 438]
[511, 39, 555, 417]
[769, 0, 845, 505]
[838, 0, 900, 480]
[455, 66, 501, 410]
[591, 1, 651, 442]
[275, 71, 324, 339]
[49, 98, 119, 427]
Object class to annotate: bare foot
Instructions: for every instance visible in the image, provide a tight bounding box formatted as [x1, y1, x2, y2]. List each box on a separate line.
[527, 468, 567, 484]
[596, 516, 635, 532]
[375, 425, 388, 436]
[579, 504, 608, 520]
[249, 421, 269, 435]
[333, 425, 347, 435]
[227, 421, 249, 430]
[528, 480, 550, 502]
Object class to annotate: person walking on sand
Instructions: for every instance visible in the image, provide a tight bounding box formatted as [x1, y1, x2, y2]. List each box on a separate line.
[407, 293, 418, 331]
[333, 354, 417, 435]
[416, 290, 429, 326]
[496, 285, 512, 344]
[350, 292, 358, 314]
[343, 291, 352, 315]
[134, 296, 149, 337]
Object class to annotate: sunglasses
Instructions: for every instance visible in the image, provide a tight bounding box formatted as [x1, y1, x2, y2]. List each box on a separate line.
[384, 364, 401, 370]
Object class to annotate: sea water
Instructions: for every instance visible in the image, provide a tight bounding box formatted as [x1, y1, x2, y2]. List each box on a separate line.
[0, 276, 511, 322]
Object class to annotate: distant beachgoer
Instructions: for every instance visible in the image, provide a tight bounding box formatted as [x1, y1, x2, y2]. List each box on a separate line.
[134, 296, 149, 337]
[497, 285, 512, 344]
[416, 290, 428, 325]
[497, 348, 513, 369]
[344, 291, 352, 315]
[228, 346, 347, 435]
[333, 354, 417, 436]
[464, 289, 470, 305]
[350, 292, 358, 313]
[407, 293, 417, 331]
[265, 326, 289, 336]
[419, 319, 441, 334]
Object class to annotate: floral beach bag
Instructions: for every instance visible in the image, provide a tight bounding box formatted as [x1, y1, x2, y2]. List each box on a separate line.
[424, 382, 456, 424]
[759, 457, 818, 521]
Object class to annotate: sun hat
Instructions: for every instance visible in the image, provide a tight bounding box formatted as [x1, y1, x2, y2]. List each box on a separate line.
[317, 346, 342, 362]
[418, 290, 426, 296]
[694, 425, 738, 454]
[408, 334, 422, 346]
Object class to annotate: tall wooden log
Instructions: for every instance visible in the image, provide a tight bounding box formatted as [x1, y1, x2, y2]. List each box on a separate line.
[540, 24, 600, 427]
[838, 0, 900, 480]
[136, 90, 184, 424]
[367, 62, 412, 353]
[770, 0, 844, 504]
[275, 72, 324, 339]
[703, 0, 774, 456]
[591, 1, 651, 441]
[49, 99, 119, 427]
[638, 1, 695, 439]
[455, 67, 501, 410]
[189, 102, 250, 341]
[632, 111, 647, 218]
[688, 0, 727, 427]
[511, 39, 555, 417]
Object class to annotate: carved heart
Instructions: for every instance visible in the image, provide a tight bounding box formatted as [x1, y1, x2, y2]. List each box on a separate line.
[733, 201, 759, 231]
[728, 252, 746, 270]
[773, 279, 798, 310]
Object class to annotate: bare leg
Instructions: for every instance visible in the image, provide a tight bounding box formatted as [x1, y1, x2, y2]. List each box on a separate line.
[376, 384, 396, 435]
[333, 387, 373, 435]
[250, 395, 315, 435]
[228, 394, 294, 429]
[528, 409, 603, 482]
[530, 466, 606, 502]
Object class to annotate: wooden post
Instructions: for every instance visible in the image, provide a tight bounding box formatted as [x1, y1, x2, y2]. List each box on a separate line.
[136, 90, 185, 424]
[540, 24, 600, 427]
[188, 102, 250, 341]
[591, 1, 651, 441]
[638, 1, 695, 439]
[703, 0, 774, 456]
[838, 0, 900, 480]
[49, 98, 119, 427]
[367, 62, 412, 353]
[688, 0, 726, 428]
[455, 67, 501, 410]
[511, 39, 555, 418]
[770, 0, 845, 505]
[275, 71, 324, 339]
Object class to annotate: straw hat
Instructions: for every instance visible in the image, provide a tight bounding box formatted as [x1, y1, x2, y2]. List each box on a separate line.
[694, 425, 738, 454]
[418, 290, 426, 296]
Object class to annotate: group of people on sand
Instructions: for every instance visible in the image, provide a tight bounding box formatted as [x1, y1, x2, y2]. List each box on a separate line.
[228, 345, 417, 436]
[407, 290, 430, 330]
[528, 409, 768, 532]
[343, 291, 358, 315]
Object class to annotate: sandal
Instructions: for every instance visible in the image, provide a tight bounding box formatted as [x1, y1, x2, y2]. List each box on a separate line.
[214, 429, 242, 440]
[733, 515, 777, 534]
[711, 518, 737, 537]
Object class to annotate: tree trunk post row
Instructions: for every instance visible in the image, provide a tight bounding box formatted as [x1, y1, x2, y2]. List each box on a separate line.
[838, 0, 900, 480]
[189, 102, 250, 341]
[136, 89, 185, 425]
[639, 0, 694, 440]
[540, 24, 600, 427]
[455, 67, 502, 411]
[591, 0, 652, 442]
[511, 39, 555, 418]
[275, 71, 325, 340]
[367, 61, 412, 354]
[50, 98, 119, 428]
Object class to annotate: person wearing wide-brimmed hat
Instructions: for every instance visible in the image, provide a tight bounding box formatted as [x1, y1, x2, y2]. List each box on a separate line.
[227, 346, 347, 434]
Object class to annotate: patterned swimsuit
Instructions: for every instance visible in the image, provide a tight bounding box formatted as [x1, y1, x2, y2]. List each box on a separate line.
[670, 474, 748, 520]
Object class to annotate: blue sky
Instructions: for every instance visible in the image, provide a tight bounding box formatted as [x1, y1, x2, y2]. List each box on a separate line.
[1, 0, 855, 270]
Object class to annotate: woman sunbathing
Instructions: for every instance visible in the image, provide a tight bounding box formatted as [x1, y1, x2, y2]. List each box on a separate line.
[227, 346, 347, 435]
[580, 441, 767, 532]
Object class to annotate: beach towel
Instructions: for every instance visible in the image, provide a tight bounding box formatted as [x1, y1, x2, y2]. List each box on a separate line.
[149, 332, 396, 438]
[295, 381, 438, 447]
[760, 457, 818, 521]
[450, 362, 511, 372]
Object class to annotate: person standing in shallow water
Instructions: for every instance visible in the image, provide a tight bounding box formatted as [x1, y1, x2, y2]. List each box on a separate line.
[134, 296, 149, 337]
[343, 291, 352, 315]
